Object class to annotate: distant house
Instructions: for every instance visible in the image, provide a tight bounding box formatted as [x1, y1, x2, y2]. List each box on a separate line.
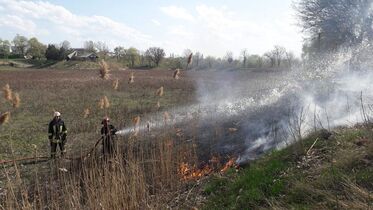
[67, 48, 99, 61]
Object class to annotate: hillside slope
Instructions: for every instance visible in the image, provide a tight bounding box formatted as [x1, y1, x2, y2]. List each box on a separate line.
[201, 126, 373, 209]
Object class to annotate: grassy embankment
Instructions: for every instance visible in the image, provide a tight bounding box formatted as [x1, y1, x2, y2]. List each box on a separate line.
[203, 126, 373, 209]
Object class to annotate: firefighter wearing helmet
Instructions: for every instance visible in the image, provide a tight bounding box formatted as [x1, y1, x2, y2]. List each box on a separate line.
[48, 111, 67, 158]
[101, 117, 118, 155]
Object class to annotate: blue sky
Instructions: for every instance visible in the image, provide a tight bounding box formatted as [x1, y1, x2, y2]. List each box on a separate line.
[0, 0, 303, 57]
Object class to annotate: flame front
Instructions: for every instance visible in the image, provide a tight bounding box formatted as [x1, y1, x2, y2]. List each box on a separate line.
[179, 157, 237, 181]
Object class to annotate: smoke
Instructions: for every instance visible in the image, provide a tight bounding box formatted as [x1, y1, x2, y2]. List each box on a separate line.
[115, 44, 373, 165]
[189, 42, 373, 164]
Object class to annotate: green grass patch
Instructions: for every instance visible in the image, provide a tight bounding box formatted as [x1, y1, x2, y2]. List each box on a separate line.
[203, 151, 288, 210]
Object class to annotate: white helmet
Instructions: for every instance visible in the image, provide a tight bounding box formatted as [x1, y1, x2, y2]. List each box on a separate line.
[54, 111, 61, 117]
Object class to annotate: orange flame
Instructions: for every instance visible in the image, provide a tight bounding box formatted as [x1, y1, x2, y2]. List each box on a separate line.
[220, 158, 236, 173]
[179, 162, 213, 181]
[179, 157, 237, 181]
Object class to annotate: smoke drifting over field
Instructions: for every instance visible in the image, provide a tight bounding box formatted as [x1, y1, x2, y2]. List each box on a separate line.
[116, 47, 373, 164]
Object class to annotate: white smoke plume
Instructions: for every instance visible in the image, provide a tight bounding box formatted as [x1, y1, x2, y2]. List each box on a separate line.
[116, 44, 373, 165]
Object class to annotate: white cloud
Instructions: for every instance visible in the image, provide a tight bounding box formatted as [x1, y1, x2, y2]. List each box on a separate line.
[0, 0, 302, 57]
[160, 6, 195, 21]
[151, 19, 161, 26]
[169, 25, 193, 37]
[0, 0, 153, 49]
[160, 4, 302, 57]
[0, 14, 36, 32]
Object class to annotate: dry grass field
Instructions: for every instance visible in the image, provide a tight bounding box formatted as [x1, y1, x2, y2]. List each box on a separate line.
[0, 66, 289, 209]
[1, 66, 372, 209]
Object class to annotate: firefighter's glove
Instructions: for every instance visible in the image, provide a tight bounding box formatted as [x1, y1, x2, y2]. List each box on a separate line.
[62, 133, 67, 141]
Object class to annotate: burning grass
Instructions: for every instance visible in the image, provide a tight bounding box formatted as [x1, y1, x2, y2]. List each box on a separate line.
[179, 157, 237, 181]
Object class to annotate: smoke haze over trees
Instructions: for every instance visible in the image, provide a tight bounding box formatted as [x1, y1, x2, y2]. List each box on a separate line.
[296, 0, 373, 61]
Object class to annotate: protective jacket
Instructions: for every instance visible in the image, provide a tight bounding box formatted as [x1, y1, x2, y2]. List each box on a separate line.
[48, 119, 67, 143]
[101, 124, 117, 137]
[101, 124, 117, 155]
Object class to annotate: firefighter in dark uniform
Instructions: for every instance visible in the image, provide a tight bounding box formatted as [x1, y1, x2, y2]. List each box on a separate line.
[48, 111, 67, 158]
[101, 117, 118, 156]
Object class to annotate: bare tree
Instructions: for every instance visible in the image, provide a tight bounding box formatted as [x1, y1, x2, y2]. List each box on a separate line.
[193, 52, 203, 68]
[145, 47, 165, 67]
[84, 41, 96, 53]
[241, 49, 248, 67]
[295, 0, 373, 53]
[285, 51, 295, 68]
[225, 51, 233, 64]
[256, 56, 263, 68]
[60, 40, 71, 50]
[95, 41, 109, 58]
[114, 46, 125, 61]
[272, 45, 286, 67]
[183, 49, 192, 58]
[264, 52, 275, 67]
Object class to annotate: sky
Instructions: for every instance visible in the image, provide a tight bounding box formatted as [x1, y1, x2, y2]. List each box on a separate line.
[0, 0, 303, 58]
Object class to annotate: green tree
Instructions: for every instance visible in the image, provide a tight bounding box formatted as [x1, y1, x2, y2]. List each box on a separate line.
[45, 44, 60, 60]
[12, 34, 28, 56]
[0, 39, 11, 58]
[125, 47, 140, 68]
[27, 37, 46, 59]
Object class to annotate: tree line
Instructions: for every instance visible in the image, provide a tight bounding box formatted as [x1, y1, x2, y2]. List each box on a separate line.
[0, 34, 299, 70]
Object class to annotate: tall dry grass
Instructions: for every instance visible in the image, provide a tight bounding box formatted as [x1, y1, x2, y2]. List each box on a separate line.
[2, 134, 195, 209]
[0, 68, 200, 209]
[83, 108, 90, 118]
[156, 86, 164, 97]
[113, 79, 119, 90]
[3, 84, 12, 101]
[173, 69, 180, 80]
[99, 60, 110, 79]
[164, 111, 170, 123]
[0, 111, 10, 125]
[133, 116, 140, 136]
[156, 100, 161, 109]
[128, 73, 134, 84]
[187, 53, 193, 65]
[12, 92, 20, 108]
[99, 96, 110, 109]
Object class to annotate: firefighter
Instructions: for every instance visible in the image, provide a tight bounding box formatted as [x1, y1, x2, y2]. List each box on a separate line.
[101, 117, 118, 156]
[48, 111, 67, 158]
